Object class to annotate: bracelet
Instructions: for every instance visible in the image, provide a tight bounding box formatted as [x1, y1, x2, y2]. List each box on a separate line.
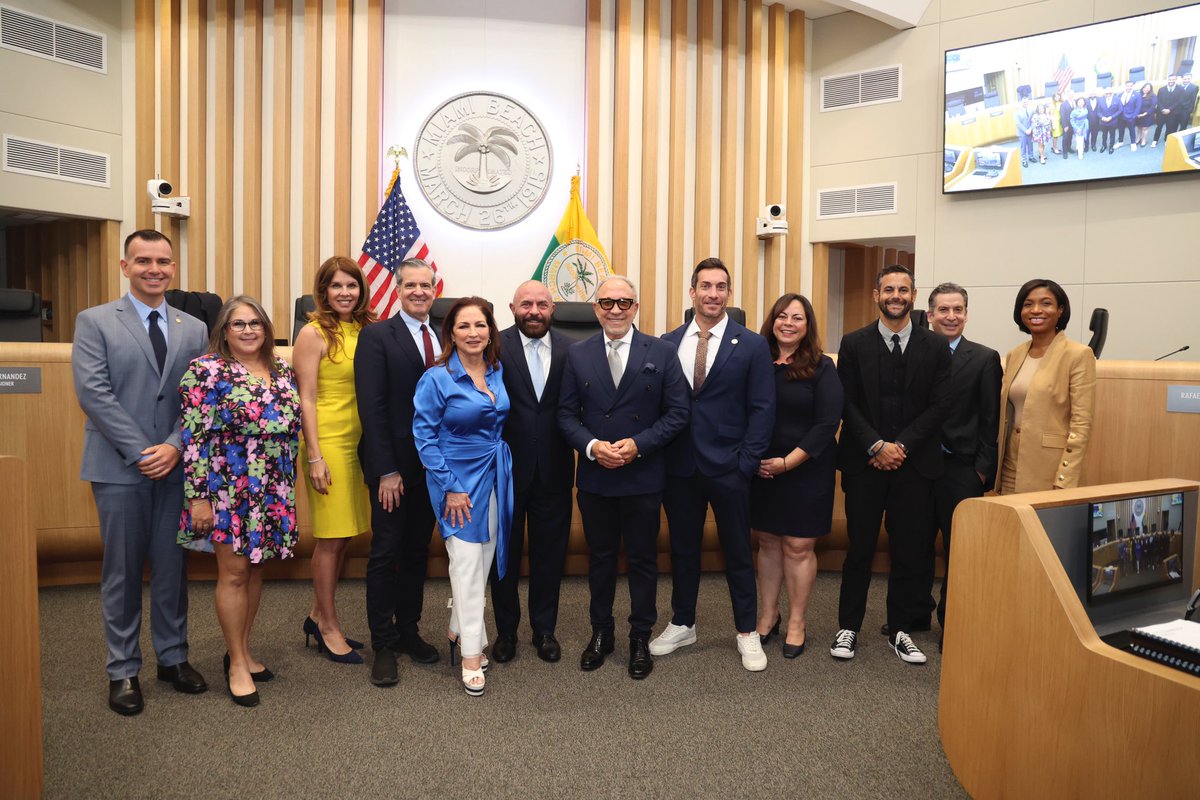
[781, 456, 789, 471]
[307, 456, 324, 463]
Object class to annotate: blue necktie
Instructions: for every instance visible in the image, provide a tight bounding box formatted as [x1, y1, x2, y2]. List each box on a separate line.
[147, 310, 167, 373]
[528, 339, 546, 400]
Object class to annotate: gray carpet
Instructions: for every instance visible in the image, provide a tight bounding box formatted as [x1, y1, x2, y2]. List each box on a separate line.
[40, 574, 966, 799]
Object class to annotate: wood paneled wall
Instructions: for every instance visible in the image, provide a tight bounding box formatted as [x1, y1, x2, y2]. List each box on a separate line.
[588, 0, 806, 334]
[4, 220, 121, 343]
[135, 0, 382, 333]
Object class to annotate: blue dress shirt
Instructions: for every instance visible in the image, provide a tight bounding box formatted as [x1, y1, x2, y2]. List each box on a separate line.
[413, 351, 514, 578]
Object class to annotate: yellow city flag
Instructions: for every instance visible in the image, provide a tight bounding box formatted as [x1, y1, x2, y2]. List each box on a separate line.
[532, 175, 612, 302]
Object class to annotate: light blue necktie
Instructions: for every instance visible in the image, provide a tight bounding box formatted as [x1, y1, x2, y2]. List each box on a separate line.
[528, 338, 546, 400]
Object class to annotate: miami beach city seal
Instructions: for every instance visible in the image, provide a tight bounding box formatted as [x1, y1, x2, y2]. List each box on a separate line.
[414, 91, 553, 231]
[543, 240, 612, 303]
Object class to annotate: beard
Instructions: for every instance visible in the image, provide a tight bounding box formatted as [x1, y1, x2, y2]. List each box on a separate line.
[878, 298, 912, 320]
[516, 314, 549, 338]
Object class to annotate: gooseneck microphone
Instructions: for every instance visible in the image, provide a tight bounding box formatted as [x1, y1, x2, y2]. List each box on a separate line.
[1153, 345, 1190, 361]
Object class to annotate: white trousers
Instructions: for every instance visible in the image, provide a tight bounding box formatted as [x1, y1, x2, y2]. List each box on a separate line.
[445, 491, 498, 658]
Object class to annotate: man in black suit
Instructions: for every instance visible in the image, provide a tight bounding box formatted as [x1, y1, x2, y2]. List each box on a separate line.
[557, 275, 689, 679]
[1152, 73, 1185, 147]
[1181, 72, 1198, 129]
[831, 265, 951, 665]
[913, 283, 1001, 650]
[489, 281, 576, 664]
[653, 258, 775, 672]
[355, 258, 442, 687]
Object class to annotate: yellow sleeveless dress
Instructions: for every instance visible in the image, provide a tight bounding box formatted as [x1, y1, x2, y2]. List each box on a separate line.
[300, 320, 371, 538]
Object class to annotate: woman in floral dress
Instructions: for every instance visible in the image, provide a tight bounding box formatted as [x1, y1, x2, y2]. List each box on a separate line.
[178, 295, 300, 707]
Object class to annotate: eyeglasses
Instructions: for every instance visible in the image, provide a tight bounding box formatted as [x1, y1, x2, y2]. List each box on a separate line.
[228, 319, 264, 332]
[596, 298, 635, 311]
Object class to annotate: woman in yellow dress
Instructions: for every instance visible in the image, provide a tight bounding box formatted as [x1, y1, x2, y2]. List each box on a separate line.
[294, 256, 376, 664]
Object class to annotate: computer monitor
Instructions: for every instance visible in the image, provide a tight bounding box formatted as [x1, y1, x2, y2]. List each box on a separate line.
[944, 148, 959, 172]
[975, 150, 1002, 171]
[1087, 492, 1186, 603]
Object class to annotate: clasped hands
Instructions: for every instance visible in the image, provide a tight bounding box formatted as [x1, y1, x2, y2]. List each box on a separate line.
[869, 441, 906, 471]
[138, 443, 180, 480]
[594, 438, 639, 469]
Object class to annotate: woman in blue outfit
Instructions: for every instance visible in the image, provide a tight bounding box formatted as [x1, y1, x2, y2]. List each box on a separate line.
[1069, 98, 1090, 160]
[413, 297, 512, 697]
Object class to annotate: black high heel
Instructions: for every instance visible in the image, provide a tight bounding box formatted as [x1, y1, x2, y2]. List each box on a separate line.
[224, 652, 274, 682]
[304, 616, 364, 650]
[307, 624, 364, 665]
[759, 614, 782, 645]
[224, 667, 259, 707]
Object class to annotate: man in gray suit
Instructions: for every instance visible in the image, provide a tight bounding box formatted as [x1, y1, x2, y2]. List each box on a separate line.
[72, 229, 210, 715]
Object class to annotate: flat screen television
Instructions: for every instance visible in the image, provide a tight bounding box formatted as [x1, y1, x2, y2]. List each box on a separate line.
[1087, 492, 1187, 603]
[943, 3, 1200, 194]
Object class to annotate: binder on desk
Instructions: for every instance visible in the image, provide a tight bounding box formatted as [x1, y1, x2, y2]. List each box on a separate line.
[1129, 620, 1200, 676]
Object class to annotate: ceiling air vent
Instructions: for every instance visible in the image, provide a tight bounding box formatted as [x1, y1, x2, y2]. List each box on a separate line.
[816, 183, 897, 219]
[0, 5, 107, 73]
[3, 135, 111, 187]
[820, 64, 901, 111]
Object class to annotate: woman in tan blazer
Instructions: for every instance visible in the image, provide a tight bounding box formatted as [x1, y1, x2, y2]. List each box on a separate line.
[996, 279, 1096, 494]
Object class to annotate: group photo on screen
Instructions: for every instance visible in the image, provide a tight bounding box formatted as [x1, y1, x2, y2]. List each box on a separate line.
[943, 3, 1200, 193]
[1089, 494, 1185, 599]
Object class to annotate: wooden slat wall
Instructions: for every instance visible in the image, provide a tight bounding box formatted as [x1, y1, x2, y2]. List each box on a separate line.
[589, 0, 806, 335]
[127, 0, 383, 336]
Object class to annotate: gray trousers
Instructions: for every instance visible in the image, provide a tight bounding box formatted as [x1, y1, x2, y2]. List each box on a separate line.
[92, 480, 190, 678]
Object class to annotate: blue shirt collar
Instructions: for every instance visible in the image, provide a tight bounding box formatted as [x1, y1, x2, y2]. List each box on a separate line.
[446, 349, 498, 383]
[127, 292, 168, 324]
[948, 335, 963, 352]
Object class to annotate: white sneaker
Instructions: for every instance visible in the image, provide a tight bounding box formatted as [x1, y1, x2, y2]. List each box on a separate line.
[1130, 143, 1137, 152]
[648, 623, 696, 655]
[736, 633, 767, 671]
[891, 631, 927, 664]
[830, 629, 857, 659]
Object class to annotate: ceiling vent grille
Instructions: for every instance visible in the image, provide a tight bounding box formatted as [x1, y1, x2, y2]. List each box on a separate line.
[816, 183, 897, 219]
[3, 135, 111, 187]
[0, 5, 106, 73]
[820, 65, 901, 111]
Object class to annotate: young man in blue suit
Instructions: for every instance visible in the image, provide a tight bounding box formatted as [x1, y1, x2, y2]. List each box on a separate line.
[72, 229, 210, 715]
[557, 275, 689, 679]
[489, 281, 576, 663]
[651, 258, 776, 672]
[1097, 88, 1122, 154]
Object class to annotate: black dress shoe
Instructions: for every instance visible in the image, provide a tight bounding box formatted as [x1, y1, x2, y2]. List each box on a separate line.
[396, 634, 439, 664]
[628, 638, 653, 679]
[108, 677, 144, 716]
[156, 661, 207, 694]
[533, 633, 561, 663]
[879, 620, 932, 637]
[580, 630, 614, 671]
[370, 648, 399, 687]
[492, 634, 517, 663]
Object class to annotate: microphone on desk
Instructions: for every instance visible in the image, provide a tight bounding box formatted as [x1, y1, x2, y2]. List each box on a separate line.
[1153, 345, 1190, 361]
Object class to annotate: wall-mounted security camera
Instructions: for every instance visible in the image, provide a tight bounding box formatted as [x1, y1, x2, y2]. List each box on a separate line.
[147, 177, 191, 219]
[756, 203, 788, 239]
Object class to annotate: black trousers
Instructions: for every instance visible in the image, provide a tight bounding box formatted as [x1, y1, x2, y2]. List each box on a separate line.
[1088, 124, 1100, 151]
[1153, 116, 1184, 143]
[1100, 126, 1117, 151]
[919, 456, 985, 629]
[663, 470, 757, 633]
[365, 474, 436, 650]
[488, 481, 573, 637]
[838, 464, 935, 633]
[1061, 126, 1073, 157]
[576, 489, 660, 640]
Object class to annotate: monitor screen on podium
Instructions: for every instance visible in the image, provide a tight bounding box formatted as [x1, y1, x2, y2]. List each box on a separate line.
[1088, 492, 1186, 603]
[975, 150, 1002, 171]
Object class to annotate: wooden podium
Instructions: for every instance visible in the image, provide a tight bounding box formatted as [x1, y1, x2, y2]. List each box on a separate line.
[940, 479, 1200, 798]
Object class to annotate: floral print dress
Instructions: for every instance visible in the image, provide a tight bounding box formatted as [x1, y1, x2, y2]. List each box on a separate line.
[177, 354, 301, 562]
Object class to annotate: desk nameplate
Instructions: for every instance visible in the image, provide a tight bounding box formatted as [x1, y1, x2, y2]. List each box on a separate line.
[0, 366, 41, 394]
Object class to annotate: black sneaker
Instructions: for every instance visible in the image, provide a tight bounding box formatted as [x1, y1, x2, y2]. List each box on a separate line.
[891, 631, 927, 664]
[830, 629, 857, 659]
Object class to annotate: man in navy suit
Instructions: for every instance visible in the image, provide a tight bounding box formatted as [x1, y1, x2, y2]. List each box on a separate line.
[557, 275, 689, 679]
[652, 258, 776, 672]
[831, 265, 951, 666]
[1086, 92, 1102, 152]
[1097, 88, 1122, 154]
[73, 229, 210, 715]
[1152, 74, 1184, 147]
[1117, 81, 1141, 150]
[913, 283, 1000, 652]
[355, 259, 442, 687]
[489, 281, 575, 663]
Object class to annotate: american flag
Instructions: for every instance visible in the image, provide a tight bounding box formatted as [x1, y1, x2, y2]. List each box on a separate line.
[358, 169, 443, 319]
[1052, 54, 1074, 95]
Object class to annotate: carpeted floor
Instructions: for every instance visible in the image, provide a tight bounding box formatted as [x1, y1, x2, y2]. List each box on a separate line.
[40, 573, 966, 799]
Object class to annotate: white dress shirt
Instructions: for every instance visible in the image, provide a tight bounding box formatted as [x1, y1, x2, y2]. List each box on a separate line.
[676, 313, 729, 388]
[399, 309, 442, 359]
[585, 327, 636, 460]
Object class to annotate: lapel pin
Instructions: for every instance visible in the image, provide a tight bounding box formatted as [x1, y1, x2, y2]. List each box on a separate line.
[731, 338, 739, 345]
[174, 316, 182, 323]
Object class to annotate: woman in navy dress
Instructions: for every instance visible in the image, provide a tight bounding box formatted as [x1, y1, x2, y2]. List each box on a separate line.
[751, 293, 843, 658]
[413, 297, 512, 696]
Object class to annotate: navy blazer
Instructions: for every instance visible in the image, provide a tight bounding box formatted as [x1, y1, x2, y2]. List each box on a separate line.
[835, 322, 952, 480]
[662, 319, 776, 479]
[557, 329, 690, 497]
[1118, 92, 1141, 123]
[354, 314, 435, 481]
[1097, 95, 1122, 127]
[499, 325, 575, 495]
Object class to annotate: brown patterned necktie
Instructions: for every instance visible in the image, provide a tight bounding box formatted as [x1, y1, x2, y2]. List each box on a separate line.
[694, 330, 712, 391]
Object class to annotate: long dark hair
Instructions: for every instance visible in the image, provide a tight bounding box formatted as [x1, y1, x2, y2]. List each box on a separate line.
[760, 293, 822, 380]
[309, 256, 376, 360]
[436, 297, 501, 369]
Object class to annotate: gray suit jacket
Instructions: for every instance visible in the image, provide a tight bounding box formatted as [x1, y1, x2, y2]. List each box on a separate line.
[73, 294, 209, 484]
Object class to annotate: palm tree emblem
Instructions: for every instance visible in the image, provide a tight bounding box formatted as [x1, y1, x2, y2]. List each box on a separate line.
[446, 124, 519, 194]
[562, 257, 596, 300]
